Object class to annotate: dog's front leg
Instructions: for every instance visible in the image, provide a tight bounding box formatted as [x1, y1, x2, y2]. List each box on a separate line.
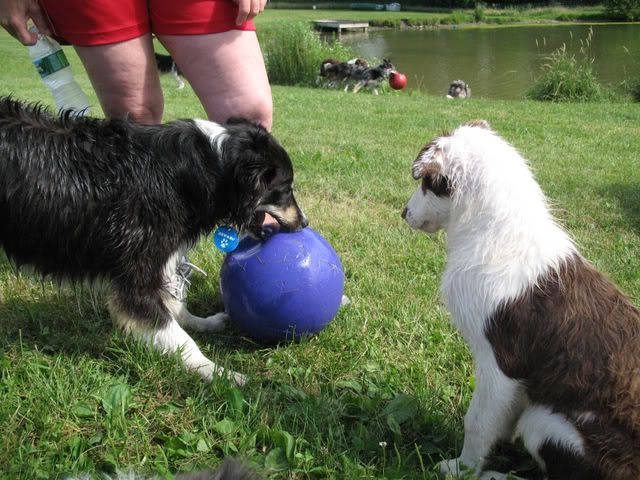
[108, 291, 246, 386]
[439, 351, 525, 477]
[169, 297, 229, 333]
[147, 318, 246, 386]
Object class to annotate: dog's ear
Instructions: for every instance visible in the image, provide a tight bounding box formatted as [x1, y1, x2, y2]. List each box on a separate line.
[464, 119, 490, 129]
[412, 145, 444, 180]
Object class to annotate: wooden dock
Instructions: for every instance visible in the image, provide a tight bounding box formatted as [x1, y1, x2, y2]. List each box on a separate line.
[313, 20, 369, 33]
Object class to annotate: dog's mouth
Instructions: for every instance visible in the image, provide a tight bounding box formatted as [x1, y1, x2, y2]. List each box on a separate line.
[247, 205, 308, 239]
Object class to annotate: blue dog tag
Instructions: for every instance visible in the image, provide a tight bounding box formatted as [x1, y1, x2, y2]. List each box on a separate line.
[213, 226, 240, 253]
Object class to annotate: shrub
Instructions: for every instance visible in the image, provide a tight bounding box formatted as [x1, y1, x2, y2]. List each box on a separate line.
[474, 2, 486, 22]
[259, 22, 355, 87]
[605, 0, 640, 20]
[527, 30, 603, 102]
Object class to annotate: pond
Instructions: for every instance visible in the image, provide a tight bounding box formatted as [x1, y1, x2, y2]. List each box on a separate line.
[339, 23, 640, 99]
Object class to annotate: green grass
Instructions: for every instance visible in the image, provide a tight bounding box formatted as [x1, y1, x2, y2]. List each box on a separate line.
[255, 5, 612, 27]
[0, 29, 639, 479]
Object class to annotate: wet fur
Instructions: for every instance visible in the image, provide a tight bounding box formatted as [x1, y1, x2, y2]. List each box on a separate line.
[0, 96, 306, 384]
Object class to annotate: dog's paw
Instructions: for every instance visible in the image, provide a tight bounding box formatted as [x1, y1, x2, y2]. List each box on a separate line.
[438, 458, 471, 477]
[230, 370, 248, 387]
[197, 363, 247, 387]
[197, 312, 229, 332]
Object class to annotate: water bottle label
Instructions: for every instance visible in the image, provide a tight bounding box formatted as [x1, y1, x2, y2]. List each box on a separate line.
[33, 50, 69, 78]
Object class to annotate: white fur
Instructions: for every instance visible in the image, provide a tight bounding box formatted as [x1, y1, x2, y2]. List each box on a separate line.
[405, 123, 584, 477]
[515, 405, 585, 473]
[109, 251, 245, 386]
[194, 119, 228, 154]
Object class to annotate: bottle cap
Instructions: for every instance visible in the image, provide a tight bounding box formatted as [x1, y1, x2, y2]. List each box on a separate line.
[213, 226, 240, 253]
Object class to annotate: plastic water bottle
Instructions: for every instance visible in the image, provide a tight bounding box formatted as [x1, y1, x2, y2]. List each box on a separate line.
[27, 27, 90, 116]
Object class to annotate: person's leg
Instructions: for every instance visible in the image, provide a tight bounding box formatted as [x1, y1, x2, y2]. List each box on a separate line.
[74, 34, 164, 124]
[157, 31, 272, 130]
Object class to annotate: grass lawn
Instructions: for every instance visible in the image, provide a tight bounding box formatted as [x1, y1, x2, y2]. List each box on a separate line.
[0, 29, 639, 479]
[256, 5, 611, 26]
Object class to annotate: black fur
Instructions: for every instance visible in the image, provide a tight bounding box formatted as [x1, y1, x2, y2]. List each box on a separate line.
[0, 96, 306, 331]
[155, 52, 181, 75]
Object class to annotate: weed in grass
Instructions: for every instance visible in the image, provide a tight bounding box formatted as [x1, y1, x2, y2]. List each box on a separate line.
[527, 27, 604, 102]
[259, 21, 355, 87]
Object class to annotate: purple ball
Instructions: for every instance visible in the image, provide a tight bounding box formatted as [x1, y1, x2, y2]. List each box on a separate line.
[220, 227, 344, 344]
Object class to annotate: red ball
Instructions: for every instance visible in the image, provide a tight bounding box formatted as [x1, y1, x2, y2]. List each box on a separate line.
[389, 72, 407, 90]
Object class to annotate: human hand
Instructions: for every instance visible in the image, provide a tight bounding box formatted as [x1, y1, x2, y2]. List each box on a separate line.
[233, 0, 267, 25]
[0, 0, 53, 45]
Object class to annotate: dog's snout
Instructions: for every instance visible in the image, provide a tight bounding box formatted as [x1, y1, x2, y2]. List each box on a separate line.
[401, 207, 408, 219]
[301, 213, 309, 229]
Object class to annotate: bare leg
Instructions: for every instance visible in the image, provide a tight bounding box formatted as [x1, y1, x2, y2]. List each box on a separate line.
[74, 34, 164, 124]
[158, 30, 272, 130]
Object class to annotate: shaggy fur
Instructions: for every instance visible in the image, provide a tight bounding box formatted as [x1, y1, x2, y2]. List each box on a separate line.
[0, 96, 307, 384]
[402, 121, 640, 479]
[446, 80, 471, 99]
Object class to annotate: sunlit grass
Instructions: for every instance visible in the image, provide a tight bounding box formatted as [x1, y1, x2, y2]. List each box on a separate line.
[0, 29, 639, 479]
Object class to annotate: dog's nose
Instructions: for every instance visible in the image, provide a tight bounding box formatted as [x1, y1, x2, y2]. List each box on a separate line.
[401, 207, 408, 219]
[301, 213, 309, 228]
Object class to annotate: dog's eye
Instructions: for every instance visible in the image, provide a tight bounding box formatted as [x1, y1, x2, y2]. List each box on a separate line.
[421, 175, 451, 196]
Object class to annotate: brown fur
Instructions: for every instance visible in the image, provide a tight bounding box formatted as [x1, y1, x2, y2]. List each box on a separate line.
[486, 253, 640, 479]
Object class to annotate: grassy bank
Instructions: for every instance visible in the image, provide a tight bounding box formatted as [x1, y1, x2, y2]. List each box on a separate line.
[0, 31, 639, 479]
[256, 5, 612, 27]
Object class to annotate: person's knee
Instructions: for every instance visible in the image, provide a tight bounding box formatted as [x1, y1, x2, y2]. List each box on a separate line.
[101, 96, 164, 124]
[247, 94, 273, 131]
[212, 94, 272, 131]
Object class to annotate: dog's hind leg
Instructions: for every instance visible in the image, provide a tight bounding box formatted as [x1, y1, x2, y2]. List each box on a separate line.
[108, 286, 245, 385]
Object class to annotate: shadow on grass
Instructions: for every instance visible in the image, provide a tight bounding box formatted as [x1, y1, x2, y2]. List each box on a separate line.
[0, 269, 259, 358]
[600, 182, 640, 234]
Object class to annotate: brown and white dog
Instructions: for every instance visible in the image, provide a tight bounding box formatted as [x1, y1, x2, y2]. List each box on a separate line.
[402, 121, 640, 479]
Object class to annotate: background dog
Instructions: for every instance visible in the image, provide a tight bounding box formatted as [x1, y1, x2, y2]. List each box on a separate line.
[317, 57, 368, 90]
[402, 121, 640, 479]
[318, 58, 394, 94]
[0, 97, 307, 386]
[350, 59, 395, 95]
[155, 52, 185, 89]
[446, 80, 471, 99]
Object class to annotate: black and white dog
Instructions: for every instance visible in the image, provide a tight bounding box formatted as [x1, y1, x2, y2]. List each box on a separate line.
[155, 52, 185, 89]
[0, 96, 307, 385]
[446, 80, 471, 99]
[351, 59, 395, 95]
[318, 58, 395, 95]
[317, 57, 368, 90]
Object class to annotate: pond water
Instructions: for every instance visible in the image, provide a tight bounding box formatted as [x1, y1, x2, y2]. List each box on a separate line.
[339, 23, 640, 99]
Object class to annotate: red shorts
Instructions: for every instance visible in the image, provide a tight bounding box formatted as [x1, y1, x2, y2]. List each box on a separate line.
[39, 0, 256, 46]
